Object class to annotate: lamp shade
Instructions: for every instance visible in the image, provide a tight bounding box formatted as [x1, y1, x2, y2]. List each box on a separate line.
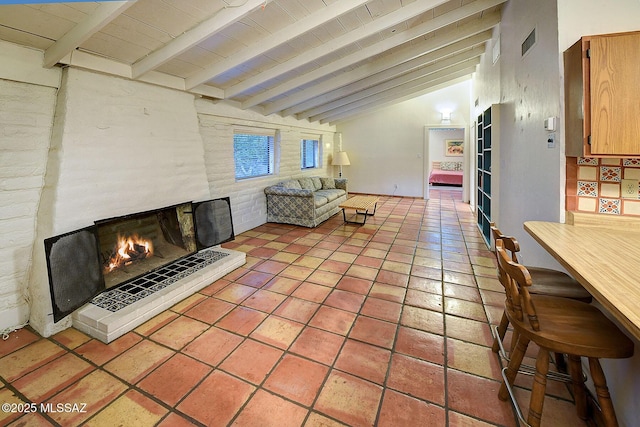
[332, 151, 351, 166]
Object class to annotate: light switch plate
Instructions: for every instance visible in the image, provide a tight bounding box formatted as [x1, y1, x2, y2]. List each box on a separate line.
[547, 133, 555, 148]
[621, 179, 640, 199]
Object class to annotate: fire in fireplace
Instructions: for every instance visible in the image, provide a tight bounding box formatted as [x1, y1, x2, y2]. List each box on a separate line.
[104, 234, 154, 273]
[96, 202, 197, 290]
[44, 197, 235, 322]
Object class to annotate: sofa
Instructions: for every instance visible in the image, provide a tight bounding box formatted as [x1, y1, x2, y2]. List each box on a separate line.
[264, 176, 348, 227]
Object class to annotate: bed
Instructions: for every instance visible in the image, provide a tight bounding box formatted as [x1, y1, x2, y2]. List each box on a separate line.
[429, 161, 463, 186]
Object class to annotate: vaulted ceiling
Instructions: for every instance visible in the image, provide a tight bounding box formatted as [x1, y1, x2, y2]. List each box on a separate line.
[0, 0, 505, 124]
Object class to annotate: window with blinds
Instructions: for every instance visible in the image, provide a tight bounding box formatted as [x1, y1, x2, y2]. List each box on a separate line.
[233, 132, 275, 179]
[301, 138, 319, 169]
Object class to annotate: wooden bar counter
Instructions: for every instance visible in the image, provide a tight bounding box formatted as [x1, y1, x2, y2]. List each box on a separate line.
[524, 219, 640, 342]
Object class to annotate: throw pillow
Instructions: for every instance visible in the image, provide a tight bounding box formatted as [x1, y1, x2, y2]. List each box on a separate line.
[440, 161, 457, 171]
[282, 180, 302, 190]
[311, 177, 323, 191]
[320, 177, 336, 189]
[298, 177, 316, 190]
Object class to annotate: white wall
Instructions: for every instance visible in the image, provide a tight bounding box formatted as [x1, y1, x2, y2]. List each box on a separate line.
[0, 79, 57, 333]
[0, 41, 336, 336]
[336, 80, 471, 198]
[557, 0, 640, 52]
[196, 99, 335, 233]
[473, 0, 564, 267]
[0, 41, 61, 334]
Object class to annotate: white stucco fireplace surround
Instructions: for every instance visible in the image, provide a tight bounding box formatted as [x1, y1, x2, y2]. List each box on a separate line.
[25, 68, 245, 340]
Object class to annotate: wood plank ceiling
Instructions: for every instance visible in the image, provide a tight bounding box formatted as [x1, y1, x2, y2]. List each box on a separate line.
[0, 0, 505, 124]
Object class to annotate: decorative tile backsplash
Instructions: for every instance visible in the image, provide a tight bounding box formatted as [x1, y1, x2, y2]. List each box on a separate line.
[566, 157, 640, 216]
[600, 166, 621, 182]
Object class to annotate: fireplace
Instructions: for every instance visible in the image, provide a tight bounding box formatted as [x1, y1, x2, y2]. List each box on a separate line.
[44, 197, 244, 342]
[96, 203, 197, 290]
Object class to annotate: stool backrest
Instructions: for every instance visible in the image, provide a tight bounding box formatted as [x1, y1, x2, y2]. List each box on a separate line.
[495, 239, 540, 331]
[490, 225, 521, 263]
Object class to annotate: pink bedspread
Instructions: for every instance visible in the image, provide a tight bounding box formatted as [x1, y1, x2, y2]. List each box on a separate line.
[429, 169, 463, 186]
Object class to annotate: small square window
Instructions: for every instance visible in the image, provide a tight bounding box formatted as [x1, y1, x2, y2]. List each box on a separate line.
[301, 139, 319, 169]
[234, 132, 275, 179]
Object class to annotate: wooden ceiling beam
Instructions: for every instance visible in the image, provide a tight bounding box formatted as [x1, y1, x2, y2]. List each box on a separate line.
[43, 1, 136, 68]
[242, 0, 505, 109]
[325, 75, 472, 125]
[185, 0, 370, 90]
[302, 49, 483, 120]
[131, 0, 265, 79]
[227, 0, 450, 100]
[281, 29, 492, 118]
[314, 62, 479, 123]
[57, 49, 225, 99]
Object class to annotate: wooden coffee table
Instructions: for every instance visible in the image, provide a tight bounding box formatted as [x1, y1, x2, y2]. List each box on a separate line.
[339, 195, 379, 225]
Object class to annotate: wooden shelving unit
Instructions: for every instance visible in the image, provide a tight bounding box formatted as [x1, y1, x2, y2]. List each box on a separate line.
[476, 105, 498, 247]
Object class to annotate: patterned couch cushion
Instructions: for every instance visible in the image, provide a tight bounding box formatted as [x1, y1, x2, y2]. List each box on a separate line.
[282, 180, 302, 190]
[315, 189, 344, 202]
[298, 177, 316, 190]
[311, 177, 323, 191]
[314, 194, 329, 207]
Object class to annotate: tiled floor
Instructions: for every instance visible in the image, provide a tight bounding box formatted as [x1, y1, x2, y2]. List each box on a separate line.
[0, 188, 590, 426]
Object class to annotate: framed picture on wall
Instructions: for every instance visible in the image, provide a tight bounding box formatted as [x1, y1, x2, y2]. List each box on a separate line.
[445, 139, 463, 157]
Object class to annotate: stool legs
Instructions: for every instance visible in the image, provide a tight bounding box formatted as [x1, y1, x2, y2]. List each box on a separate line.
[493, 310, 567, 376]
[506, 351, 620, 427]
[568, 355, 588, 420]
[492, 311, 509, 353]
[528, 349, 551, 427]
[589, 358, 619, 427]
[499, 334, 530, 401]
[554, 352, 568, 373]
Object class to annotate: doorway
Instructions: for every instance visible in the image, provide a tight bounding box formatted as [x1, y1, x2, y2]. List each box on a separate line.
[423, 125, 469, 202]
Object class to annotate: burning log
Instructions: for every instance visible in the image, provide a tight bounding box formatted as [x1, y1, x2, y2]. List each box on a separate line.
[104, 233, 153, 273]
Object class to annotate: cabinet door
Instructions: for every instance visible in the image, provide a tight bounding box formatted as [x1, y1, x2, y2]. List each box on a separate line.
[590, 33, 640, 155]
[563, 38, 586, 157]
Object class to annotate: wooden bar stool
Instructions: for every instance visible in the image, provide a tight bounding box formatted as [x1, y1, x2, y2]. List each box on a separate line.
[495, 240, 634, 426]
[490, 225, 592, 371]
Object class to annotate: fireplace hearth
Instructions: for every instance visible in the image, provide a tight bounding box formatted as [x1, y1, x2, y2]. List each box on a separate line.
[44, 197, 245, 342]
[92, 249, 229, 312]
[73, 246, 244, 343]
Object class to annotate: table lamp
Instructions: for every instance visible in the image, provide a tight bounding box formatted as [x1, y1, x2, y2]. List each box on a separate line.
[332, 151, 350, 177]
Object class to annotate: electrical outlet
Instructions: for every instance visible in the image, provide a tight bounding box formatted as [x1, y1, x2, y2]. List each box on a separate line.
[621, 179, 640, 199]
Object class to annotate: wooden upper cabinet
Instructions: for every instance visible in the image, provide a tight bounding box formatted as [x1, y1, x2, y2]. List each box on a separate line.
[564, 31, 640, 157]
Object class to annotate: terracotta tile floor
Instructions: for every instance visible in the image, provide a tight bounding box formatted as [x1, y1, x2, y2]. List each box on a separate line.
[0, 189, 590, 426]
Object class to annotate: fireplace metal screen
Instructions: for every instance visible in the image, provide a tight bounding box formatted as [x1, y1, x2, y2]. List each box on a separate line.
[44, 197, 237, 322]
[44, 226, 105, 322]
[193, 197, 234, 249]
